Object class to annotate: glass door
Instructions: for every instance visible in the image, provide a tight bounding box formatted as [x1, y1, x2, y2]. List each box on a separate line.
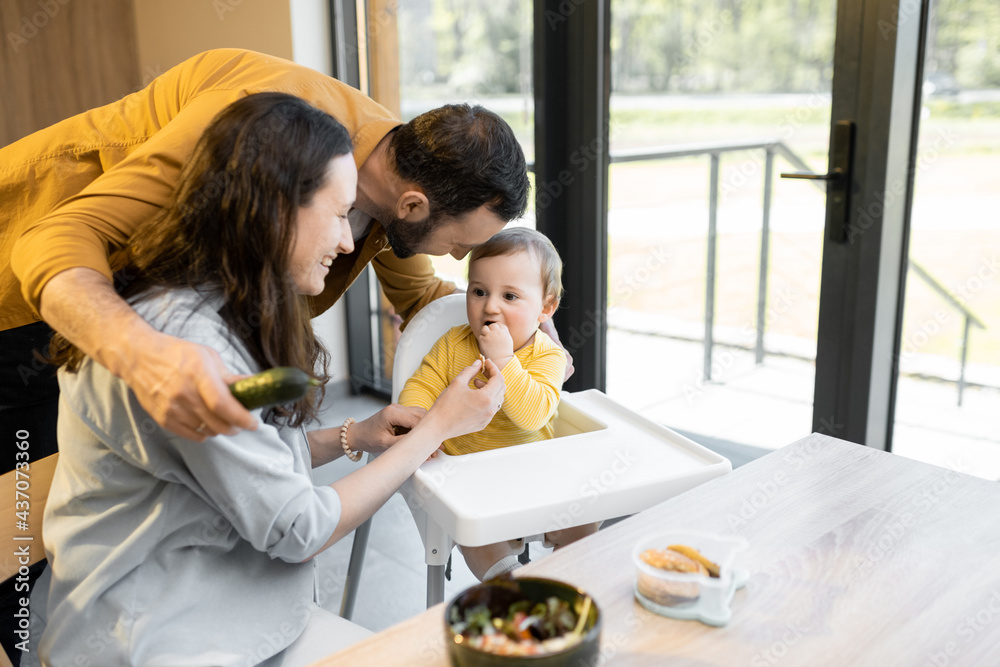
[604, 1, 838, 459]
[604, 0, 934, 462]
[398, 0, 536, 290]
[890, 0, 1000, 480]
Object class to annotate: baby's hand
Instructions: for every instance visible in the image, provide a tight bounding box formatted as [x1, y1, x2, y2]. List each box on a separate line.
[476, 323, 514, 369]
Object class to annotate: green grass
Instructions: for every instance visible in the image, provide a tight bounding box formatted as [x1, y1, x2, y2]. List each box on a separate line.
[925, 99, 1000, 119]
[611, 105, 831, 128]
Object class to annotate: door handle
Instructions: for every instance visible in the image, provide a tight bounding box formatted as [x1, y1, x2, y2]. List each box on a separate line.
[780, 167, 844, 181]
[780, 120, 855, 243]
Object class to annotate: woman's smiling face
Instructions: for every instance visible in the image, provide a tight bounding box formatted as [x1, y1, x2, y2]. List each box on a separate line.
[289, 154, 357, 296]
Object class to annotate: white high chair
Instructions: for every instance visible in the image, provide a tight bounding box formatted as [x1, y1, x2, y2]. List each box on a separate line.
[338, 294, 732, 616]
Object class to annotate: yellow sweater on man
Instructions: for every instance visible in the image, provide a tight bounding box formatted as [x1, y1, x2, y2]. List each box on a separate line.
[1, 48, 454, 332]
[399, 325, 567, 456]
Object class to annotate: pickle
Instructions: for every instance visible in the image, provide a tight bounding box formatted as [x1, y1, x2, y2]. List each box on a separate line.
[229, 367, 321, 410]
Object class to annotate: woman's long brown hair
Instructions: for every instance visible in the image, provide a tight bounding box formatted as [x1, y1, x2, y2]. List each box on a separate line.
[48, 92, 354, 427]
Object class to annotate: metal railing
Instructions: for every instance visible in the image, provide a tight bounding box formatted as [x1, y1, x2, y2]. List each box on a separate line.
[609, 139, 817, 384]
[603, 139, 987, 405]
[906, 259, 986, 405]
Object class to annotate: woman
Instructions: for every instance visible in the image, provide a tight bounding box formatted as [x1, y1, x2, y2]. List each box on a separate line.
[35, 93, 504, 666]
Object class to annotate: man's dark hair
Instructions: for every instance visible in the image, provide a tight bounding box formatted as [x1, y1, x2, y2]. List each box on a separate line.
[389, 104, 529, 222]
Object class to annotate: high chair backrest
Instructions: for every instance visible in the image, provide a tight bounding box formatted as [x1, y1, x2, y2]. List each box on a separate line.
[390, 293, 598, 439]
[391, 293, 468, 403]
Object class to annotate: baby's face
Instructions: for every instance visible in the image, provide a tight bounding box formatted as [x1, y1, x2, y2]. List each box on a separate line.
[466, 250, 555, 352]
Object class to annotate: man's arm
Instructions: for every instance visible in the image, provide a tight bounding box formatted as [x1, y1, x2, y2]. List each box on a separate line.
[10, 89, 259, 440]
[40, 268, 257, 440]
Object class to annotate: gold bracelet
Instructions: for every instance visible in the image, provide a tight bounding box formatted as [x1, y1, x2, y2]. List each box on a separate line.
[340, 417, 361, 462]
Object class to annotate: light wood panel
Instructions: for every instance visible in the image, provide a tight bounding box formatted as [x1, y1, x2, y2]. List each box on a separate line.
[0, 0, 140, 147]
[131, 0, 294, 81]
[0, 453, 58, 666]
[360, 0, 403, 390]
[0, 453, 59, 577]
[314, 435, 1000, 666]
[364, 0, 400, 117]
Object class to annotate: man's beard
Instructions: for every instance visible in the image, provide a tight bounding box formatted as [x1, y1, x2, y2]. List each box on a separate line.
[376, 209, 437, 259]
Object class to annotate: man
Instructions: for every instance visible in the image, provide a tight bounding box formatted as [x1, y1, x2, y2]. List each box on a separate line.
[1, 48, 531, 447]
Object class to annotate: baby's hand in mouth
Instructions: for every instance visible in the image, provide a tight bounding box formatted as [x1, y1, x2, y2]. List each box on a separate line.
[477, 321, 514, 367]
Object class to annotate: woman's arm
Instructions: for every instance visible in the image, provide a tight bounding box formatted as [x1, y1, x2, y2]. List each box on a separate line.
[40, 268, 257, 440]
[170, 360, 498, 565]
[306, 358, 505, 558]
[307, 403, 427, 467]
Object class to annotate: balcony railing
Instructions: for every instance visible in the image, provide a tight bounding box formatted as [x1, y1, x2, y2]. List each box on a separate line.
[906, 259, 986, 405]
[599, 139, 987, 405]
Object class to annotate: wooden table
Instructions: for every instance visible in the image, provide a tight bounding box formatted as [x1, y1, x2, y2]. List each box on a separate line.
[312, 434, 1000, 666]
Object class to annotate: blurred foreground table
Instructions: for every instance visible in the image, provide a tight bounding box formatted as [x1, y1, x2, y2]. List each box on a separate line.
[313, 434, 1000, 667]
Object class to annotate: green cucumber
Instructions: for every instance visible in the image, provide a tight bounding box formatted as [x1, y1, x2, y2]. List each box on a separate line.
[229, 367, 321, 410]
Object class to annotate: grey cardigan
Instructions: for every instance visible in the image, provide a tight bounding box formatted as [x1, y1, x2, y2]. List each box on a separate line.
[38, 288, 341, 666]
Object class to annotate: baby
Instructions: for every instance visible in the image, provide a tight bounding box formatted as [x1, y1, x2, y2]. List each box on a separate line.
[399, 227, 598, 580]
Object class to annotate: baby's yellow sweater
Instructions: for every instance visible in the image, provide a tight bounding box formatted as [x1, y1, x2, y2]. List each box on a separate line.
[398, 324, 567, 455]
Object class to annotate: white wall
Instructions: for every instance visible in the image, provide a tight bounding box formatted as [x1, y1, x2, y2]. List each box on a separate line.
[130, 0, 351, 382]
[288, 0, 349, 384]
[289, 0, 332, 75]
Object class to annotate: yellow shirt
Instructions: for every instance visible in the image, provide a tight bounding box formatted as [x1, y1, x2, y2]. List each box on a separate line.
[0, 48, 454, 331]
[399, 325, 567, 456]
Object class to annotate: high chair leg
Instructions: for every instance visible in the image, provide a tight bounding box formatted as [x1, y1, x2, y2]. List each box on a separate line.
[427, 565, 446, 608]
[340, 516, 373, 620]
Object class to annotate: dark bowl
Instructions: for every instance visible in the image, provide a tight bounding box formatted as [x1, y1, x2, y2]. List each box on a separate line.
[444, 576, 602, 667]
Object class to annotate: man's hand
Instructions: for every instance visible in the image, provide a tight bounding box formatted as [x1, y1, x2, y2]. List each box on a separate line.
[539, 319, 575, 382]
[123, 331, 259, 441]
[39, 268, 257, 441]
[475, 323, 514, 370]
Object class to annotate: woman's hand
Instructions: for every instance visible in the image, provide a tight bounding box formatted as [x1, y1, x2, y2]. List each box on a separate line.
[349, 404, 426, 455]
[309, 360, 504, 556]
[424, 358, 506, 441]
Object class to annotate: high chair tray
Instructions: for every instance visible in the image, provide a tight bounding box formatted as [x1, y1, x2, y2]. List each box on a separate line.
[409, 389, 732, 547]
